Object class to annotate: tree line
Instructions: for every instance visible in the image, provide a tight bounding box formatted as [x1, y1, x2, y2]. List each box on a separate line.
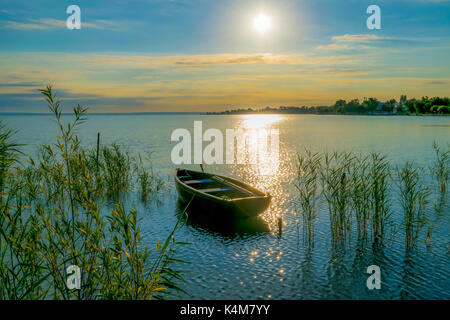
[207, 96, 450, 115]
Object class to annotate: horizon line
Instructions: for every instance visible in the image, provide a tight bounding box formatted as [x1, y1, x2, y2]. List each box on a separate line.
[0, 111, 204, 115]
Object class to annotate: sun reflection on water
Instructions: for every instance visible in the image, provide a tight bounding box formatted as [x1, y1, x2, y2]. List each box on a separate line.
[240, 114, 284, 129]
[230, 114, 295, 232]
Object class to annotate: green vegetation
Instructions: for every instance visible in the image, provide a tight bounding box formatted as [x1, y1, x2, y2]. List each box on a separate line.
[404, 97, 450, 115]
[368, 152, 391, 243]
[295, 150, 320, 244]
[329, 95, 450, 114]
[396, 162, 431, 248]
[429, 141, 450, 222]
[430, 141, 450, 194]
[134, 153, 166, 202]
[100, 143, 132, 198]
[296, 144, 448, 247]
[349, 155, 371, 240]
[0, 86, 188, 300]
[208, 95, 450, 115]
[320, 151, 354, 244]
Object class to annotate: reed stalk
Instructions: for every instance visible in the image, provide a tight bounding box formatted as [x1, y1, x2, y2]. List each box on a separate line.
[320, 151, 354, 244]
[296, 150, 320, 245]
[368, 152, 391, 243]
[397, 162, 431, 248]
[134, 152, 165, 202]
[430, 141, 449, 197]
[350, 155, 371, 240]
[0, 86, 189, 300]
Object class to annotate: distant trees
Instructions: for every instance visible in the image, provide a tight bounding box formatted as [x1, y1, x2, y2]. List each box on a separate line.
[363, 97, 380, 112]
[207, 95, 450, 115]
[327, 96, 449, 115]
[347, 99, 363, 113]
[405, 96, 450, 115]
[332, 97, 380, 113]
[382, 99, 397, 113]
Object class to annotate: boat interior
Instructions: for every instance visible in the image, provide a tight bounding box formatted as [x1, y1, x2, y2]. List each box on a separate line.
[177, 169, 256, 199]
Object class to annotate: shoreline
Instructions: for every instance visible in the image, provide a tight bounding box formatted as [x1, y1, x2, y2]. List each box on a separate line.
[205, 112, 450, 117]
[0, 112, 448, 117]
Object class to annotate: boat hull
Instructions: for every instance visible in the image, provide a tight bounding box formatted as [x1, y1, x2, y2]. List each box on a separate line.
[175, 169, 270, 218]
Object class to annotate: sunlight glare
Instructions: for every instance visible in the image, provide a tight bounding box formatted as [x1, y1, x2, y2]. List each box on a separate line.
[253, 13, 272, 34]
[241, 114, 283, 129]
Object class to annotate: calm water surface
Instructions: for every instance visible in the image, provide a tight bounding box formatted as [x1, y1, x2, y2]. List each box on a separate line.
[3, 114, 450, 299]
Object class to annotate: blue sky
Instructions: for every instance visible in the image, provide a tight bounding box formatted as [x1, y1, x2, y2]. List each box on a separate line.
[0, 0, 449, 112]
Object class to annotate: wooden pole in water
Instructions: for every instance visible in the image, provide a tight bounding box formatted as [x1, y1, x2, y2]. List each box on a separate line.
[96, 132, 100, 172]
[278, 216, 283, 237]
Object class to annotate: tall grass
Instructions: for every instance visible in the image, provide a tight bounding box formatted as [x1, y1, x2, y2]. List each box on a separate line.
[134, 153, 166, 202]
[296, 149, 410, 247]
[430, 141, 449, 194]
[0, 121, 22, 197]
[368, 152, 391, 243]
[100, 143, 131, 198]
[320, 151, 354, 243]
[426, 142, 449, 246]
[296, 146, 448, 249]
[430, 142, 449, 218]
[0, 86, 187, 300]
[295, 150, 320, 244]
[397, 162, 431, 248]
[349, 155, 371, 240]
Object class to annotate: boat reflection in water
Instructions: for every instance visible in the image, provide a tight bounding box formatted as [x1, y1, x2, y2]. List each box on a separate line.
[176, 200, 270, 237]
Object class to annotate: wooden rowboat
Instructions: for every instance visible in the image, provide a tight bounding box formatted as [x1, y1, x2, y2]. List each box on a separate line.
[175, 168, 271, 218]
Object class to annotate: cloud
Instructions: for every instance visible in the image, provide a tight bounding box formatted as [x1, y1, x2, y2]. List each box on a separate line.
[0, 18, 118, 30]
[1, 49, 448, 112]
[75, 53, 356, 69]
[423, 79, 448, 85]
[1, 21, 48, 30]
[0, 82, 41, 87]
[332, 34, 386, 43]
[317, 44, 352, 51]
[315, 34, 389, 52]
[317, 43, 377, 51]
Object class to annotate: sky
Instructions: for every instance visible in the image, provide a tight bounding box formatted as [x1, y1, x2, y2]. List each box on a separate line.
[0, 0, 449, 113]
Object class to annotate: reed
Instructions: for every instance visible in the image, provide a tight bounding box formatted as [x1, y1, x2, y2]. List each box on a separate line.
[349, 155, 371, 240]
[368, 152, 391, 243]
[295, 145, 444, 251]
[430, 141, 449, 195]
[134, 153, 166, 202]
[0, 121, 22, 198]
[295, 148, 444, 248]
[295, 150, 320, 244]
[0, 86, 189, 300]
[320, 151, 354, 243]
[397, 162, 431, 248]
[100, 143, 132, 199]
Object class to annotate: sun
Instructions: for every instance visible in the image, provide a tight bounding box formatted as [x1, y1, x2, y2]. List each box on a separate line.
[253, 13, 272, 34]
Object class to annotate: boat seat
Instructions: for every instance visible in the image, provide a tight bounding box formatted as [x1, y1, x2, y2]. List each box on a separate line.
[199, 187, 233, 193]
[183, 179, 213, 184]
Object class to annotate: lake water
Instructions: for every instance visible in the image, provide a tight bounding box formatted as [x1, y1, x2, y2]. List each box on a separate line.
[3, 113, 449, 299]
